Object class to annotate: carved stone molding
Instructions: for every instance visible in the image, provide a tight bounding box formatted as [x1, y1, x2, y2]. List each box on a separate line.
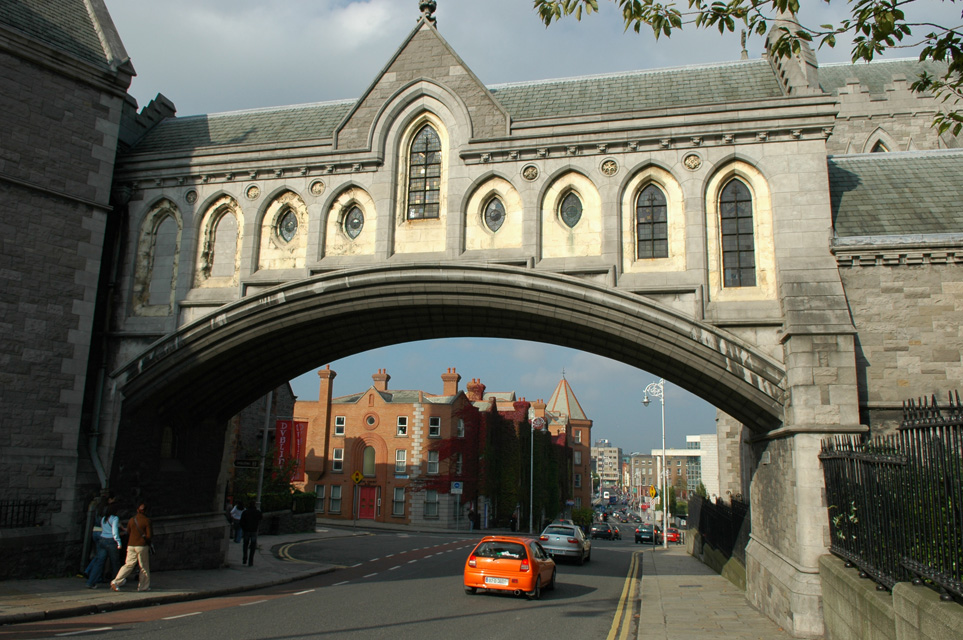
[522, 164, 539, 181]
[683, 154, 703, 171]
[310, 180, 326, 196]
[245, 185, 260, 200]
[600, 159, 618, 176]
[185, 190, 197, 204]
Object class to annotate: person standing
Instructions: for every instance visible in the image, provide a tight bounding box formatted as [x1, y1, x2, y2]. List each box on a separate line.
[85, 502, 122, 589]
[239, 502, 263, 567]
[230, 500, 245, 543]
[111, 502, 152, 592]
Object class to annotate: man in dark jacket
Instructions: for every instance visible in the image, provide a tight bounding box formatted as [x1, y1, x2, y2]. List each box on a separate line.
[239, 502, 263, 567]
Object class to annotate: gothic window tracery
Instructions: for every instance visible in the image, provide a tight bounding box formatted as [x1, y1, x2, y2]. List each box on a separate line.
[636, 184, 668, 259]
[407, 124, 442, 220]
[484, 196, 505, 232]
[720, 179, 756, 288]
[559, 191, 583, 228]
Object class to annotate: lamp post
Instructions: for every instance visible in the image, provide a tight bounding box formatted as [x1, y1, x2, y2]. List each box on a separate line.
[530, 417, 546, 533]
[642, 378, 668, 549]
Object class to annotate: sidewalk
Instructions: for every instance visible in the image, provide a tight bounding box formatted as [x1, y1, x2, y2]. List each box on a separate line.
[638, 543, 798, 640]
[0, 525, 358, 626]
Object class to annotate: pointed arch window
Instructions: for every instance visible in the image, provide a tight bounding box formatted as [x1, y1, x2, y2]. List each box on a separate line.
[210, 211, 238, 278]
[636, 184, 668, 259]
[720, 179, 756, 288]
[407, 124, 442, 220]
[484, 196, 505, 232]
[559, 191, 582, 228]
[871, 140, 889, 153]
[344, 206, 364, 239]
[148, 215, 178, 306]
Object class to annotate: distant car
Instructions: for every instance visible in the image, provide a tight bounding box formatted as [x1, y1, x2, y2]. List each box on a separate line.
[665, 527, 681, 544]
[540, 523, 591, 565]
[464, 535, 556, 599]
[635, 524, 663, 545]
[590, 522, 618, 540]
[629, 514, 642, 523]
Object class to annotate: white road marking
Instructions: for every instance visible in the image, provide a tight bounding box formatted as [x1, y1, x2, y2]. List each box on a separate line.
[162, 612, 202, 620]
[56, 629, 113, 637]
[363, 572, 377, 578]
[293, 589, 315, 595]
[239, 599, 268, 606]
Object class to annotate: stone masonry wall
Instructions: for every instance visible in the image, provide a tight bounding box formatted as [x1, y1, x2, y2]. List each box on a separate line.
[839, 262, 963, 435]
[0, 44, 123, 546]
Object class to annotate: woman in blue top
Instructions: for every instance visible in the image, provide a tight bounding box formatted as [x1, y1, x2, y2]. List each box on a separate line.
[85, 502, 123, 588]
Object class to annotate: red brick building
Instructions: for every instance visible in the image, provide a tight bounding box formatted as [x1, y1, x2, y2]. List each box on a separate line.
[295, 367, 593, 528]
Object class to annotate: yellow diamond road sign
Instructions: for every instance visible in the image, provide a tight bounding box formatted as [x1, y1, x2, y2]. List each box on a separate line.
[649, 485, 657, 498]
[352, 471, 364, 484]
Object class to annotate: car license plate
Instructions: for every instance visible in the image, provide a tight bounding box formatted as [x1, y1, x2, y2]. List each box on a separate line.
[485, 577, 509, 585]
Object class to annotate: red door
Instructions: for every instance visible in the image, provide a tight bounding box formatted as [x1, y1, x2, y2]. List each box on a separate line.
[358, 487, 376, 519]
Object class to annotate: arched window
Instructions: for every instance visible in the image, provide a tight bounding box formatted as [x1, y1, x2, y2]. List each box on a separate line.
[719, 179, 756, 288]
[871, 140, 889, 153]
[559, 191, 582, 228]
[362, 446, 376, 477]
[407, 124, 441, 220]
[344, 206, 364, 239]
[484, 196, 505, 232]
[148, 215, 178, 306]
[210, 211, 238, 278]
[636, 185, 667, 259]
[276, 207, 298, 243]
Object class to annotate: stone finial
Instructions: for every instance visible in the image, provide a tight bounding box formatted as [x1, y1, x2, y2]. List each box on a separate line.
[420, 0, 436, 24]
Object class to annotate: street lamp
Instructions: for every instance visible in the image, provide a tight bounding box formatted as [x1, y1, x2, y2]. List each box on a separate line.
[642, 378, 669, 549]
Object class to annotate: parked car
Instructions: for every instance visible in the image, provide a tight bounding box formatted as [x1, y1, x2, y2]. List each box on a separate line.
[635, 524, 663, 545]
[539, 523, 591, 565]
[665, 527, 682, 544]
[464, 535, 556, 599]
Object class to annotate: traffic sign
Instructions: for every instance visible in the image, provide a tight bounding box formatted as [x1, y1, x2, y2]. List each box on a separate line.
[451, 481, 463, 495]
[648, 485, 657, 498]
[351, 470, 364, 484]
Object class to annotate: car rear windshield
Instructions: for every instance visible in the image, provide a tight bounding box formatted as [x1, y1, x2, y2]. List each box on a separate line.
[544, 526, 574, 535]
[473, 541, 527, 559]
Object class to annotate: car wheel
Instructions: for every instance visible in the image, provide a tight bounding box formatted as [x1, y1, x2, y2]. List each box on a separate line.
[465, 586, 476, 595]
[527, 577, 542, 600]
[547, 569, 557, 591]
[585, 549, 591, 562]
[577, 550, 585, 566]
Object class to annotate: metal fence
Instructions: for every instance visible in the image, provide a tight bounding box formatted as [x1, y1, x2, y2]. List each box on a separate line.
[0, 499, 44, 528]
[689, 494, 750, 564]
[820, 391, 963, 601]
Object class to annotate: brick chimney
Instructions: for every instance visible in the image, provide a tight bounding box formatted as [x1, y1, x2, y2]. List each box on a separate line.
[372, 368, 390, 391]
[466, 378, 486, 402]
[318, 365, 336, 403]
[441, 367, 461, 396]
[304, 365, 336, 478]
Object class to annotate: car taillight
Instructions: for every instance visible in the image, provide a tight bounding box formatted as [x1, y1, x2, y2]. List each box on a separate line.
[567, 537, 578, 544]
[468, 556, 477, 568]
[539, 535, 548, 541]
[520, 561, 530, 572]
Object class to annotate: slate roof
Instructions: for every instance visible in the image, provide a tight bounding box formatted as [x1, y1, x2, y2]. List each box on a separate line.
[332, 388, 456, 405]
[546, 378, 588, 423]
[829, 151, 963, 237]
[488, 59, 784, 119]
[818, 58, 949, 96]
[128, 101, 355, 154]
[0, 0, 110, 69]
[127, 59, 785, 154]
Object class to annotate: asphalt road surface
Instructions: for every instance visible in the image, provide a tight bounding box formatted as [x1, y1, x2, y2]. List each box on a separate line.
[3, 525, 643, 640]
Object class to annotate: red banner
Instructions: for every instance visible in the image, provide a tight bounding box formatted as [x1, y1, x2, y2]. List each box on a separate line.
[292, 421, 307, 482]
[275, 419, 292, 472]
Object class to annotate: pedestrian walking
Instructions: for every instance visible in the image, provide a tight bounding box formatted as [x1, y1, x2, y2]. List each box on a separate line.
[239, 502, 263, 567]
[85, 501, 123, 589]
[111, 502, 152, 592]
[467, 507, 476, 531]
[230, 500, 245, 543]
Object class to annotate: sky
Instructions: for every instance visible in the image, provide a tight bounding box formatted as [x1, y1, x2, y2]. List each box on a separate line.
[101, 0, 960, 454]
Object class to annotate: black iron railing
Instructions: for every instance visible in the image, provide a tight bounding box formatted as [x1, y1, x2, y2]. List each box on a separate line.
[0, 499, 44, 528]
[820, 391, 963, 601]
[689, 494, 750, 564]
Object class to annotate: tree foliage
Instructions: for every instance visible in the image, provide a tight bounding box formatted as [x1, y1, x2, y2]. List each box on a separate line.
[533, 0, 963, 135]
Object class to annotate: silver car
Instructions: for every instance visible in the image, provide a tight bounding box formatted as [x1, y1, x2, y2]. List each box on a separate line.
[538, 523, 591, 565]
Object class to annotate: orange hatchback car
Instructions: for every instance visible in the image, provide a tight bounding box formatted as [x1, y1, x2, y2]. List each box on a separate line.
[464, 535, 556, 600]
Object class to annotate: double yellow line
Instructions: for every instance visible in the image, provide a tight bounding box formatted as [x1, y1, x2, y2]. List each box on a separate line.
[607, 550, 643, 640]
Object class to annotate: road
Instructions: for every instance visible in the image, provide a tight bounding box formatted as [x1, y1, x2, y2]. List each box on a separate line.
[3, 524, 646, 639]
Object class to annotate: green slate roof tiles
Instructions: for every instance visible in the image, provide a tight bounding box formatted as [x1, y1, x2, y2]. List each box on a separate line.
[128, 101, 355, 154]
[1, 0, 109, 69]
[488, 60, 784, 119]
[819, 58, 949, 96]
[829, 151, 963, 237]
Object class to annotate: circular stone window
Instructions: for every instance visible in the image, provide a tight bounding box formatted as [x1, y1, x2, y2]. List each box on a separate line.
[363, 413, 379, 430]
[344, 206, 364, 239]
[277, 208, 298, 243]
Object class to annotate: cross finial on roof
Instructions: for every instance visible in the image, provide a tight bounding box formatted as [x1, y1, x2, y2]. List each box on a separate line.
[419, 0, 437, 25]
